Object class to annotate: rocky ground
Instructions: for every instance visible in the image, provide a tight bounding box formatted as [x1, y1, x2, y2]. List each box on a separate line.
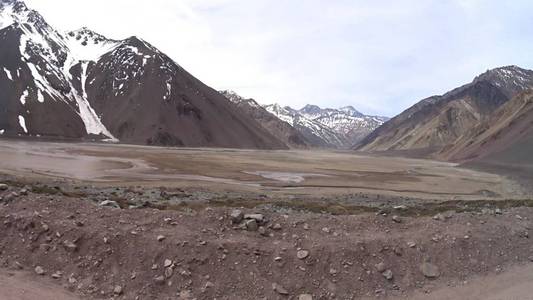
[1, 181, 533, 299]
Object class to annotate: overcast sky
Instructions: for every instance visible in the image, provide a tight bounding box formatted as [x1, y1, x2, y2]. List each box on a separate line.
[25, 0, 533, 116]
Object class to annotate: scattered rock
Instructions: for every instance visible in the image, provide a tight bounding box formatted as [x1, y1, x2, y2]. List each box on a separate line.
[62, 240, 77, 252]
[244, 214, 264, 223]
[420, 262, 440, 278]
[298, 294, 313, 300]
[164, 259, 173, 268]
[154, 275, 166, 284]
[157, 235, 166, 242]
[164, 267, 174, 278]
[51, 271, 62, 279]
[392, 215, 402, 223]
[383, 269, 394, 280]
[297, 250, 309, 260]
[113, 285, 123, 295]
[375, 262, 387, 273]
[258, 226, 267, 236]
[245, 219, 258, 231]
[433, 214, 445, 221]
[19, 188, 28, 195]
[230, 209, 244, 224]
[272, 283, 289, 295]
[99, 200, 121, 209]
[205, 281, 214, 289]
[34, 266, 45, 275]
[495, 208, 503, 215]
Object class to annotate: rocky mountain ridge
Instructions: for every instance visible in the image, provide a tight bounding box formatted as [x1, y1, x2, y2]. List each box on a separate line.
[0, 0, 287, 149]
[356, 65, 533, 155]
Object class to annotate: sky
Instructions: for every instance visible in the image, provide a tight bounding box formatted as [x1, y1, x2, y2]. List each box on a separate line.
[24, 0, 533, 117]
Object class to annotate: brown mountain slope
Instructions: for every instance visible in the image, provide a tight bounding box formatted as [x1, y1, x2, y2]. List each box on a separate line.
[355, 66, 533, 154]
[439, 90, 533, 163]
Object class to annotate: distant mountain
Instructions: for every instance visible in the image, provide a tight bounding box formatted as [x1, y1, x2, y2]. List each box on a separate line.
[0, 0, 287, 149]
[298, 104, 389, 147]
[264, 103, 344, 148]
[262, 103, 388, 148]
[355, 66, 533, 154]
[220, 90, 310, 149]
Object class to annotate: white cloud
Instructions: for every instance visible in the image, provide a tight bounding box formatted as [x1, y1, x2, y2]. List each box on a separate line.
[24, 0, 533, 116]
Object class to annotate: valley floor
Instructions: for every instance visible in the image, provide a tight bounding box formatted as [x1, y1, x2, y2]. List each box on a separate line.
[0, 139, 532, 299]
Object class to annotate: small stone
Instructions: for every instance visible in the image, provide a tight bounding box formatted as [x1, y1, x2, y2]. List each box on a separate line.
[272, 223, 282, 230]
[205, 281, 214, 289]
[13, 261, 23, 270]
[62, 240, 77, 252]
[99, 200, 121, 209]
[258, 226, 267, 236]
[528, 256, 533, 262]
[407, 241, 416, 248]
[382, 269, 393, 280]
[375, 262, 387, 273]
[19, 188, 28, 195]
[420, 262, 440, 278]
[495, 208, 503, 215]
[272, 283, 289, 295]
[244, 214, 264, 222]
[433, 214, 445, 221]
[297, 250, 309, 260]
[113, 285, 123, 295]
[0, 183, 8, 191]
[164, 259, 173, 268]
[165, 267, 174, 278]
[35, 266, 45, 275]
[157, 235, 166, 242]
[298, 294, 313, 300]
[245, 219, 258, 231]
[230, 210, 244, 224]
[154, 275, 165, 284]
[51, 272, 62, 279]
[392, 215, 402, 223]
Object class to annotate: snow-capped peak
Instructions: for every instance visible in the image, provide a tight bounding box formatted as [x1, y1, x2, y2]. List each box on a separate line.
[64, 27, 119, 63]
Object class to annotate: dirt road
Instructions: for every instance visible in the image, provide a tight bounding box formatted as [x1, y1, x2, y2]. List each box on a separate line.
[0, 270, 80, 300]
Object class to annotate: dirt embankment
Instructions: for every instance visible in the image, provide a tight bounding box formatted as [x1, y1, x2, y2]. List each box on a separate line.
[1, 183, 533, 299]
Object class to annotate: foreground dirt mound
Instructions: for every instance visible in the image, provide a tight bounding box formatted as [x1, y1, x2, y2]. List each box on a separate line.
[1, 185, 533, 299]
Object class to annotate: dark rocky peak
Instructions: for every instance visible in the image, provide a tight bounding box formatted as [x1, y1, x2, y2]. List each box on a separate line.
[473, 65, 533, 98]
[299, 104, 322, 115]
[66, 27, 117, 45]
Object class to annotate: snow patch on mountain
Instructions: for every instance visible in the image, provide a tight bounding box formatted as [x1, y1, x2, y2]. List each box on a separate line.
[0, 1, 117, 139]
[64, 27, 120, 64]
[18, 115, 27, 133]
[20, 89, 28, 104]
[3, 67, 13, 80]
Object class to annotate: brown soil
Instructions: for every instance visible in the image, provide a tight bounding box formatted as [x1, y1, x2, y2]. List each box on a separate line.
[1, 185, 533, 299]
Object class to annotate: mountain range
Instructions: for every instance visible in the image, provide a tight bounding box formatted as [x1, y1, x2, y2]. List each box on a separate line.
[220, 90, 388, 149]
[2, 0, 533, 163]
[0, 0, 286, 149]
